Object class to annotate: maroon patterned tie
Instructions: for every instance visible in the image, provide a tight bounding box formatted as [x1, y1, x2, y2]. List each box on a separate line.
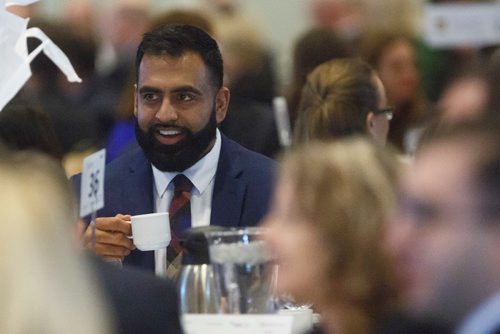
[167, 174, 193, 264]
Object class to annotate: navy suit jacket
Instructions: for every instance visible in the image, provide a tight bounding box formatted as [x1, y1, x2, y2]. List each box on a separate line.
[73, 134, 277, 271]
[92, 257, 183, 334]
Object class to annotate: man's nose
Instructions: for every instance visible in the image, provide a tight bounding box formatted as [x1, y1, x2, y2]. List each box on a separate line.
[156, 99, 178, 122]
[386, 212, 415, 256]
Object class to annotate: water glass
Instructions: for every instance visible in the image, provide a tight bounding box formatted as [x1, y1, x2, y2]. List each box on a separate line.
[207, 227, 277, 314]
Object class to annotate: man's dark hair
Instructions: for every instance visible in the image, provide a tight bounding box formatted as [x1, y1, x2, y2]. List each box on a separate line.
[135, 24, 223, 88]
[419, 119, 500, 222]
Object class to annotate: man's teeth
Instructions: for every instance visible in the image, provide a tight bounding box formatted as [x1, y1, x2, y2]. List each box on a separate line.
[159, 129, 181, 136]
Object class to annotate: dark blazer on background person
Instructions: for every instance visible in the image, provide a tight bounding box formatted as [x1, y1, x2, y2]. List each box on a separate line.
[91, 257, 183, 334]
[307, 313, 452, 334]
[219, 95, 281, 159]
[73, 134, 276, 271]
[372, 312, 452, 334]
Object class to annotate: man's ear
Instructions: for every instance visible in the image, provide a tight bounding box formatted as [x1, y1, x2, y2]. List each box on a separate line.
[366, 111, 375, 131]
[215, 87, 230, 124]
[366, 111, 379, 139]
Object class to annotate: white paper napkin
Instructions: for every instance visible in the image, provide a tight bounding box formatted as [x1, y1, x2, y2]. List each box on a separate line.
[0, 0, 81, 111]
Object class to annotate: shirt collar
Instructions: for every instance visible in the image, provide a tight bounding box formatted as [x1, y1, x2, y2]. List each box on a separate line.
[152, 129, 221, 197]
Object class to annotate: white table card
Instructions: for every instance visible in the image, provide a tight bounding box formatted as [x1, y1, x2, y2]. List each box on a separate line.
[80, 149, 106, 217]
[424, 3, 500, 48]
[182, 314, 294, 334]
[0, 0, 81, 111]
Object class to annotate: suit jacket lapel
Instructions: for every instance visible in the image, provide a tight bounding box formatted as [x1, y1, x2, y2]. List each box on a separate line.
[211, 135, 246, 228]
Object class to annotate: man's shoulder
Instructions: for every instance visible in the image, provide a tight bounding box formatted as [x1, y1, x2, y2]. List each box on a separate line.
[99, 147, 152, 187]
[70, 146, 146, 183]
[105, 146, 147, 173]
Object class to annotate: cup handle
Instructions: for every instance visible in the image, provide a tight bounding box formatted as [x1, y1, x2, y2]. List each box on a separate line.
[125, 220, 133, 239]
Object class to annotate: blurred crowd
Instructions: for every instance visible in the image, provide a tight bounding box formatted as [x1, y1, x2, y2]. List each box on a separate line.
[2, 0, 500, 333]
[5, 0, 500, 168]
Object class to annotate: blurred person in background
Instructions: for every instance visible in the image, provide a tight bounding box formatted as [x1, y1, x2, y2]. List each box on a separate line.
[23, 19, 101, 153]
[3, 93, 93, 177]
[0, 97, 63, 161]
[216, 20, 276, 106]
[203, 0, 281, 157]
[150, 8, 214, 32]
[55, 22, 115, 149]
[96, 1, 151, 92]
[485, 47, 500, 117]
[104, 71, 137, 163]
[309, 0, 419, 50]
[0, 147, 112, 334]
[308, 0, 364, 47]
[264, 138, 400, 334]
[216, 27, 281, 158]
[205, 0, 276, 106]
[293, 58, 392, 147]
[419, 54, 499, 149]
[360, 0, 419, 35]
[436, 64, 490, 124]
[361, 31, 428, 154]
[387, 119, 500, 333]
[286, 27, 352, 128]
[62, 0, 98, 42]
[412, 51, 499, 151]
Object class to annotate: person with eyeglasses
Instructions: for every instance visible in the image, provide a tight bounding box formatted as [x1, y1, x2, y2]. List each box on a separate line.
[293, 58, 393, 147]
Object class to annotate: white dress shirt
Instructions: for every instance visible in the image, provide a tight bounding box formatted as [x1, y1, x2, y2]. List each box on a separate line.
[151, 129, 221, 276]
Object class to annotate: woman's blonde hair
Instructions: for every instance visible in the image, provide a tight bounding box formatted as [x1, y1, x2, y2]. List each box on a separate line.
[294, 58, 379, 145]
[281, 137, 399, 332]
[0, 147, 112, 333]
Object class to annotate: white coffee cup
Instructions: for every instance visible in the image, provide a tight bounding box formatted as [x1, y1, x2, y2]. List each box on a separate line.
[130, 212, 171, 251]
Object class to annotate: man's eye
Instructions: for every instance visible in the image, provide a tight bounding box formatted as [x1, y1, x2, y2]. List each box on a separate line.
[177, 93, 194, 102]
[411, 202, 439, 225]
[400, 197, 439, 226]
[142, 93, 160, 102]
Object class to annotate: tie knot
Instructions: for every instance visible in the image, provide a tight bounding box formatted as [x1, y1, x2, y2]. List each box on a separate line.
[172, 174, 193, 193]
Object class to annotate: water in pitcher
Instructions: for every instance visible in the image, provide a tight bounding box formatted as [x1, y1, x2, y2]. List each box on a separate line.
[209, 236, 277, 314]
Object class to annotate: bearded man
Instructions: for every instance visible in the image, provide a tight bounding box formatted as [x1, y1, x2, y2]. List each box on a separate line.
[73, 24, 276, 275]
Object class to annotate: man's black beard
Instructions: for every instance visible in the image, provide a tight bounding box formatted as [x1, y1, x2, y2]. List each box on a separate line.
[135, 111, 217, 172]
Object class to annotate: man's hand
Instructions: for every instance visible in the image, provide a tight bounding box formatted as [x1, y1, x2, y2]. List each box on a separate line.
[83, 214, 135, 260]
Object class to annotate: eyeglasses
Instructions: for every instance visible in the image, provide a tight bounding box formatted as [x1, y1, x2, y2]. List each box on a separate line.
[374, 107, 394, 121]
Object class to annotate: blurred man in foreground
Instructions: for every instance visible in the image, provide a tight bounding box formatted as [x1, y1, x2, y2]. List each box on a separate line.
[388, 120, 500, 333]
[0, 146, 182, 333]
